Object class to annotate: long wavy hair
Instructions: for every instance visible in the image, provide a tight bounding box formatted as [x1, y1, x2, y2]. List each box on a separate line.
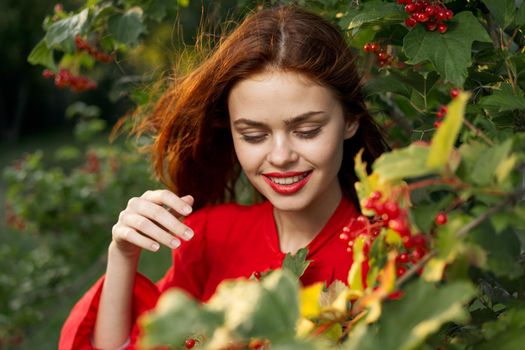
[132, 5, 388, 210]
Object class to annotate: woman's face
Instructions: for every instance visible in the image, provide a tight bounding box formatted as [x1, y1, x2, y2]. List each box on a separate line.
[228, 70, 358, 213]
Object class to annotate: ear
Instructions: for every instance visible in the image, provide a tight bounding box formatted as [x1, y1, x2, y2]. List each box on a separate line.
[344, 120, 359, 140]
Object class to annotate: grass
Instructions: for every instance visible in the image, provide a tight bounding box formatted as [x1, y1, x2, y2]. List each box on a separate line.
[0, 128, 172, 349]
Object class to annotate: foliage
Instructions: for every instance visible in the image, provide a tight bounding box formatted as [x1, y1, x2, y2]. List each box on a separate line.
[21, 0, 525, 349]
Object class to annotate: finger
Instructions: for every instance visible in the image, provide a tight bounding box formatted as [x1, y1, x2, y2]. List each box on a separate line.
[127, 197, 194, 241]
[122, 213, 182, 248]
[180, 195, 194, 207]
[141, 190, 193, 216]
[112, 224, 162, 252]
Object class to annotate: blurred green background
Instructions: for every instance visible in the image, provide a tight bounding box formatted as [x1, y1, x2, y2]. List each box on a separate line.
[0, 0, 251, 348]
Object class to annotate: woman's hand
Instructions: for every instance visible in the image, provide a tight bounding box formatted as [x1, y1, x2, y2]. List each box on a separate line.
[111, 189, 195, 259]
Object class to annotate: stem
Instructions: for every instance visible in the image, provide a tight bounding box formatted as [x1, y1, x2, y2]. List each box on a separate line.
[457, 186, 525, 238]
[395, 251, 435, 288]
[406, 176, 466, 192]
[463, 118, 494, 146]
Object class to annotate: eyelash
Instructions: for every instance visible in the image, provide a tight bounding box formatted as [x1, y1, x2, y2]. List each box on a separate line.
[240, 127, 322, 143]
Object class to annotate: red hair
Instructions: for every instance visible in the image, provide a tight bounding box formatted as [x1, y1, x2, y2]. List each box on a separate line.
[133, 5, 387, 210]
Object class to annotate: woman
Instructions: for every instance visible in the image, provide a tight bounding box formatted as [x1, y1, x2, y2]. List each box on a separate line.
[59, 5, 387, 349]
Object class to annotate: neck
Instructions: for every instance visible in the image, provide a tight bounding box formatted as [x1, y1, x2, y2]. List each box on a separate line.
[273, 186, 343, 254]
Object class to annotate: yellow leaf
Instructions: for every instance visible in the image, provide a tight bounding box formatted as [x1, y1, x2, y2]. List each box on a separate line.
[427, 91, 470, 170]
[299, 282, 324, 318]
[422, 258, 447, 282]
[296, 318, 316, 338]
[347, 236, 366, 293]
[496, 153, 517, 183]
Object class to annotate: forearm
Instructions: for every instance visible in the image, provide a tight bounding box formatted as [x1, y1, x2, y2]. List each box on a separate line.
[93, 242, 139, 349]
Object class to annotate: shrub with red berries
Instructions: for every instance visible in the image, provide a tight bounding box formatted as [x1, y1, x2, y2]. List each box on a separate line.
[41, 68, 97, 93]
[398, 0, 454, 33]
[363, 42, 393, 67]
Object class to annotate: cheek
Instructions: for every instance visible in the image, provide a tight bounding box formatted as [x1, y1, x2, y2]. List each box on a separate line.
[232, 139, 261, 173]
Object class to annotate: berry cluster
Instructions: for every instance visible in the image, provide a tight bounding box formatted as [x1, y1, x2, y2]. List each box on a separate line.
[42, 68, 97, 93]
[433, 88, 460, 129]
[339, 191, 433, 280]
[397, 0, 454, 33]
[83, 151, 101, 174]
[75, 35, 113, 63]
[363, 42, 392, 67]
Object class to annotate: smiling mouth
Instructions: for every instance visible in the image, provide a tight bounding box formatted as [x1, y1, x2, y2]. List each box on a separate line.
[266, 172, 309, 185]
[261, 171, 313, 195]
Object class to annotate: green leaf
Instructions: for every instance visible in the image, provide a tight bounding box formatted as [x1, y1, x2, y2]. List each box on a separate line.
[477, 309, 525, 350]
[515, 3, 525, 26]
[481, 0, 516, 29]
[479, 84, 525, 112]
[345, 280, 476, 350]
[343, 1, 404, 30]
[403, 12, 492, 86]
[363, 75, 412, 98]
[139, 290, 224, 348]
[27, 40, 56, 71]
[373, 143, 434, 181]
[44, 9, 89, 51]
[207, 270, 299, 341]
[281, 247, 312, 279]
[427, 91, 469, 170]
[470, 139, 513, 186]
[469, 225, 523, 279]
[108, 7, 146, 46]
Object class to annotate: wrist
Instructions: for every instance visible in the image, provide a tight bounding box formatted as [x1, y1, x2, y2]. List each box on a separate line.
[108, 241, 141, 266]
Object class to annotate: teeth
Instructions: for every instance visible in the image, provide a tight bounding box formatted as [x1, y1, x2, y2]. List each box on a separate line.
[269, 173, 308, 185]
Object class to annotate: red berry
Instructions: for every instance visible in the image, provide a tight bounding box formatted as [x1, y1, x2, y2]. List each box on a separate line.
[403, 235, 415, 249]
[185, 338, 196, 349]
[415, 12, 429, 22]
[405, 17, 417, 27]
[378, 59, 389, 68]
[364, 43, 372, 52]
[370, 191, 382, 201]
[412, 234, 426, 247]
[436, 10, 447, 21]
[377, 51, 388, 60]
[437, 23, 447, 33]
[424, 5, 435, 16]
[450, 87, 460, 98]
[445, 9, 454, 20]
[384, 201, 400, 220]
[435, 212, 448, 225]
[396, 265, 407, 276]
[369, 43, 380, 53]
[253, 271, 261, 280]
[397, 252, 410, 263]
[405, 3, 417, 13]
[364, 198, 376, 210]
[411, 246, 427, 262]
[434, 120, 442, 128]
[439, 105, 448, 114]
[388, 218, 410, 237]
[426, 21, 437, 31]
[42, 69, 55, 79]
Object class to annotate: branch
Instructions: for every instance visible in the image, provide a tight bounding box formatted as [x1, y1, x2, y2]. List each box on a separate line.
[457, 186, 525, 238]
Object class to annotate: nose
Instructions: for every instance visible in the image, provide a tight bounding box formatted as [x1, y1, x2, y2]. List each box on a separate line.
[266, 135, 299, 167]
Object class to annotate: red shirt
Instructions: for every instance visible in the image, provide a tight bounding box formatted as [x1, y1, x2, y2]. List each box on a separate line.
[59, 197, 358, 349]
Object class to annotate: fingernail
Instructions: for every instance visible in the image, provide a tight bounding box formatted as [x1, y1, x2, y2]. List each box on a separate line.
[171, 239, 181, 248]
[151, 243, 160, 251]
[183, 229, 194, 240]
[183, 206, 192, 215]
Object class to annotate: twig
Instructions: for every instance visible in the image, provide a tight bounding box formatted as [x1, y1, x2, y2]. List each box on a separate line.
[463, 119, 494, 146]
[395, 251, 435, 288]
[456, 186, 525, 238]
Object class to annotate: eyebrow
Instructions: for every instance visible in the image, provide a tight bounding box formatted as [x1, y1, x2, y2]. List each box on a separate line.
[232, 111, 325, 128]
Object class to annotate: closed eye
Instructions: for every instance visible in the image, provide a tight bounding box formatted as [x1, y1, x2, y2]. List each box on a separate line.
[295, 127, 322, 139]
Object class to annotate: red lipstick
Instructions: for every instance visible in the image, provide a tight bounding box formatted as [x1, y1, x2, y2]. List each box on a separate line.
[262, 171, 312, 195]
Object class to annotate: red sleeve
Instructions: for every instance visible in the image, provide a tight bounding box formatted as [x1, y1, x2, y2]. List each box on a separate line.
[58, 273, 159, 350]
[154, 207, 210, 299]
[59, 207, 211, 349]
